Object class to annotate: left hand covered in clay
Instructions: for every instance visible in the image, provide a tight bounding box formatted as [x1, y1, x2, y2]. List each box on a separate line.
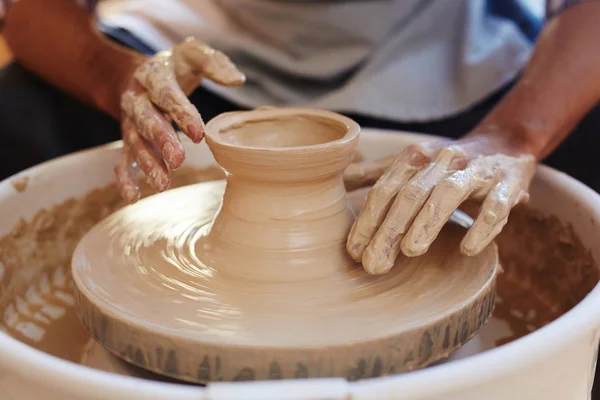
[345, 135, 536, 275]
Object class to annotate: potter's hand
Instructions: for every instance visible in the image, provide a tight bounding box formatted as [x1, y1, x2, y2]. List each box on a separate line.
[115, 38, 245, 203]
[345, 136, 536, 275]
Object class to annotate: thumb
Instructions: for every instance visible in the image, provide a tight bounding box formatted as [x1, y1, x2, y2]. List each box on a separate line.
[343, 152, 399, 191]
[172, 38, 245, 95]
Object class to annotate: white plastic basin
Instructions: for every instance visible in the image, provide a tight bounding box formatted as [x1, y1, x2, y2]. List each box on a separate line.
[0, 129, 599, 400]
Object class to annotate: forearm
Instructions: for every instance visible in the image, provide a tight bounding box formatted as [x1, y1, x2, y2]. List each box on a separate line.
[4, 0, 145, 119]
[468, 1, 600, 160]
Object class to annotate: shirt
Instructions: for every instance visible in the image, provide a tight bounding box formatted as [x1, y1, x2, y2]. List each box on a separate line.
[0, 0, 593, 122]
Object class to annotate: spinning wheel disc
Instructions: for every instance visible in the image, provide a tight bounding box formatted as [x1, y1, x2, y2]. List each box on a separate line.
[72, 181, 498, 383]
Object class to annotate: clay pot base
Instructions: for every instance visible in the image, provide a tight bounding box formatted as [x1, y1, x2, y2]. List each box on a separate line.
[72, 180, 498, 383]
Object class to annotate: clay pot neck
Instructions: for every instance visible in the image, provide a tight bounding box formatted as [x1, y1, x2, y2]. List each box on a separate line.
[202, 108, 361, 281]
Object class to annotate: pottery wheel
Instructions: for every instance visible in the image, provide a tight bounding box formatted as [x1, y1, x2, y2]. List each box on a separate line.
[72, 108, 499, 383]
[72, 182, 498, 383]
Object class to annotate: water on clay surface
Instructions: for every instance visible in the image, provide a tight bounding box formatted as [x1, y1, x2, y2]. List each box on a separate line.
[0, 166, 598, 383]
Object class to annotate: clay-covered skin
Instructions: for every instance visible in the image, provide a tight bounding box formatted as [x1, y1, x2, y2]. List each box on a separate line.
[72, 109, 498, 382]
[346, 138, 536, 275]
[116, 37, 245, 203]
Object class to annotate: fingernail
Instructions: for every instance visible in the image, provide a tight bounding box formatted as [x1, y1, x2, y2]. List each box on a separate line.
[162, 142, 184, 169]
[346, 223, 366, 262]
[122, 187, 140, 204]
[362, 247, 394, 275]
[401, 236, 428, 257]
[162, 142, 175, 164]
[347, 240, 365, 262]
[460, 240, 477, 257]
[483, 211, 497, 224]
[149, 168, 170, 192]
[188, 123, 205, 143]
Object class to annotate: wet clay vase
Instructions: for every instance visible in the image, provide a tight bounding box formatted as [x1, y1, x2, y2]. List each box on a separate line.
[71, 108, 499, 383]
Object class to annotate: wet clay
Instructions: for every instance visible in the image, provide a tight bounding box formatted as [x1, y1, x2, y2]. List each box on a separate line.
[483, 205, 599, 345]
[0, 162, 596, 383]
[11, 176, 29, 193]
[71, 108, 499, 383]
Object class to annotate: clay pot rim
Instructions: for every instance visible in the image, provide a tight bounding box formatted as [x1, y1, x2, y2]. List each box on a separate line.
[2, 131, 600, 398]
[204, 107, 360, 153]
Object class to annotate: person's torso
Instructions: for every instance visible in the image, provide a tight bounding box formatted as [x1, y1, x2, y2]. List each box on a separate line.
[98, 0, 537, 122]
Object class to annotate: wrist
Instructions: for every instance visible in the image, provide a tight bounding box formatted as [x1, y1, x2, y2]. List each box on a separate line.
[91, 37, 147, 119]
[465, 117, 546, 159]
[467, 80, 562, 160]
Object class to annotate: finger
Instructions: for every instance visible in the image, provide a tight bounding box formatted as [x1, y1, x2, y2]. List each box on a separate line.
[344, 140, 451, 191]
[343, 152, 401, 192]
[460, 155, 536, 256]
[516, 190, 530, 204]
[178, 40, 246, 87]
[460, 177, 520, 256]
[362, 147, 465, 274]
[352, 151, 365, 163]
[346, 148, 425, 263]
[114, 147, 141, 204]
[346, 143, 443, 262]
[140, 60, 206, 143]
[122, 119, 171, 193]
[122, 90, 185, 169]
[401, 159, 495, 257]
[511, 154, 536, 206]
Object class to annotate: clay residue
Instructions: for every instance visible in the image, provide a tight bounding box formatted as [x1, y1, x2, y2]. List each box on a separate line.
[11, 176, 29, 193]
[461, 202, 600, 345]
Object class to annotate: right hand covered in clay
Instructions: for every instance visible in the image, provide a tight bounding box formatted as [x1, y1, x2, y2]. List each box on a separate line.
[345, 135, 536, 275]
[115, 38, 245, 203]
